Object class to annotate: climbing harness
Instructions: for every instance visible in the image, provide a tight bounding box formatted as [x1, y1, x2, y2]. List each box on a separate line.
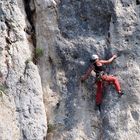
[95, 71, 105, 83]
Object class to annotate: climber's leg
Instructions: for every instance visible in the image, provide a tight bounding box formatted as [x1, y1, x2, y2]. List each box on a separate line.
[101, 75, 122, 94]
[96, 81, 103, 106]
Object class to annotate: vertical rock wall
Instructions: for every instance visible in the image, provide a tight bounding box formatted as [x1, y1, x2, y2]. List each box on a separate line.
[0, 0, 140, 140]
[0, 0, 47, 139]
[35, 0, 140, 140]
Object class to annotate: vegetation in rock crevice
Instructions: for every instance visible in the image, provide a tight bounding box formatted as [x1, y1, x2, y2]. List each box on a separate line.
[35, 47, 44, 58]
[0, 84, 7, 97]
[47, 123, 56, 133]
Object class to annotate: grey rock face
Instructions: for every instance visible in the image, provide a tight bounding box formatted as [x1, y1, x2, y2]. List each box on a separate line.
[58, 0, 114, 38]
[35, 0, 140, 140]
[0, 0, 140, 140]
[0, 0, 47, 139]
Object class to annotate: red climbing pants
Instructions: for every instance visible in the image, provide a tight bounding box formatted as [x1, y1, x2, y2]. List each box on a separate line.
[95, 75, 121, 105]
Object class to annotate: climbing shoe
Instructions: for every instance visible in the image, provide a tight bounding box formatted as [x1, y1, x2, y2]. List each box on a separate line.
[95, 104, 101, 112]
[118, 92, 124, 98]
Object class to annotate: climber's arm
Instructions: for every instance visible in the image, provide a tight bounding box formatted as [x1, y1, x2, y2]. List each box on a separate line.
[81, 64, 94, 82]
[100, 55, 117, 64]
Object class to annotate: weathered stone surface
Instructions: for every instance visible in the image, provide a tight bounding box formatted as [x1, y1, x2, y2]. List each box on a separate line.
[35, 0, 140, 140]
[0, 0, 140, 140]
[0, 0, 47, 139]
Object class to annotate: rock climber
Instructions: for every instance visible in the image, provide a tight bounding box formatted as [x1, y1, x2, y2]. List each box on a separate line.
[80, 54, 124, 111]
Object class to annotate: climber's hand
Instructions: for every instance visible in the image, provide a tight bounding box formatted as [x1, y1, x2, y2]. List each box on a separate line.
[112, 54, 117, 59]
[80, 76, 85, 83]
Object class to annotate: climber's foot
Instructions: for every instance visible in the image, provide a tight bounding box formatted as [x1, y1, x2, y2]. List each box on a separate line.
[95, 104, 101, 112]
[118, 91, 124, 98]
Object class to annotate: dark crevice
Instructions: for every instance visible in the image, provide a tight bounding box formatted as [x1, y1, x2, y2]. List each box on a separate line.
[22, 130, 27, 140]
[48, 56, 53, 64]
[23, 0, 35, 32]
[23, 0, 37, 64]
[5, 37, 12, 44]
[136, 0, 140, 5]
[5, 20, 11, 36]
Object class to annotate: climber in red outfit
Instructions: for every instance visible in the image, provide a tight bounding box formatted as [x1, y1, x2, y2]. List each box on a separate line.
[81, 54, 123, 111]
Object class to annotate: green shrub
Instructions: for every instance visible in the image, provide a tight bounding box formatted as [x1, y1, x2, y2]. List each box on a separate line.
[47, 124, 56, 133]
[35, 48, 44, 58]
[0, 85, 6, 97]
[25, 58, 32, 65]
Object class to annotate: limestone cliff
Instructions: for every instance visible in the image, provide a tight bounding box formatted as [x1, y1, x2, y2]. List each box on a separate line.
[0, 0, 140, 140]
[0, 0, 47, 139]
